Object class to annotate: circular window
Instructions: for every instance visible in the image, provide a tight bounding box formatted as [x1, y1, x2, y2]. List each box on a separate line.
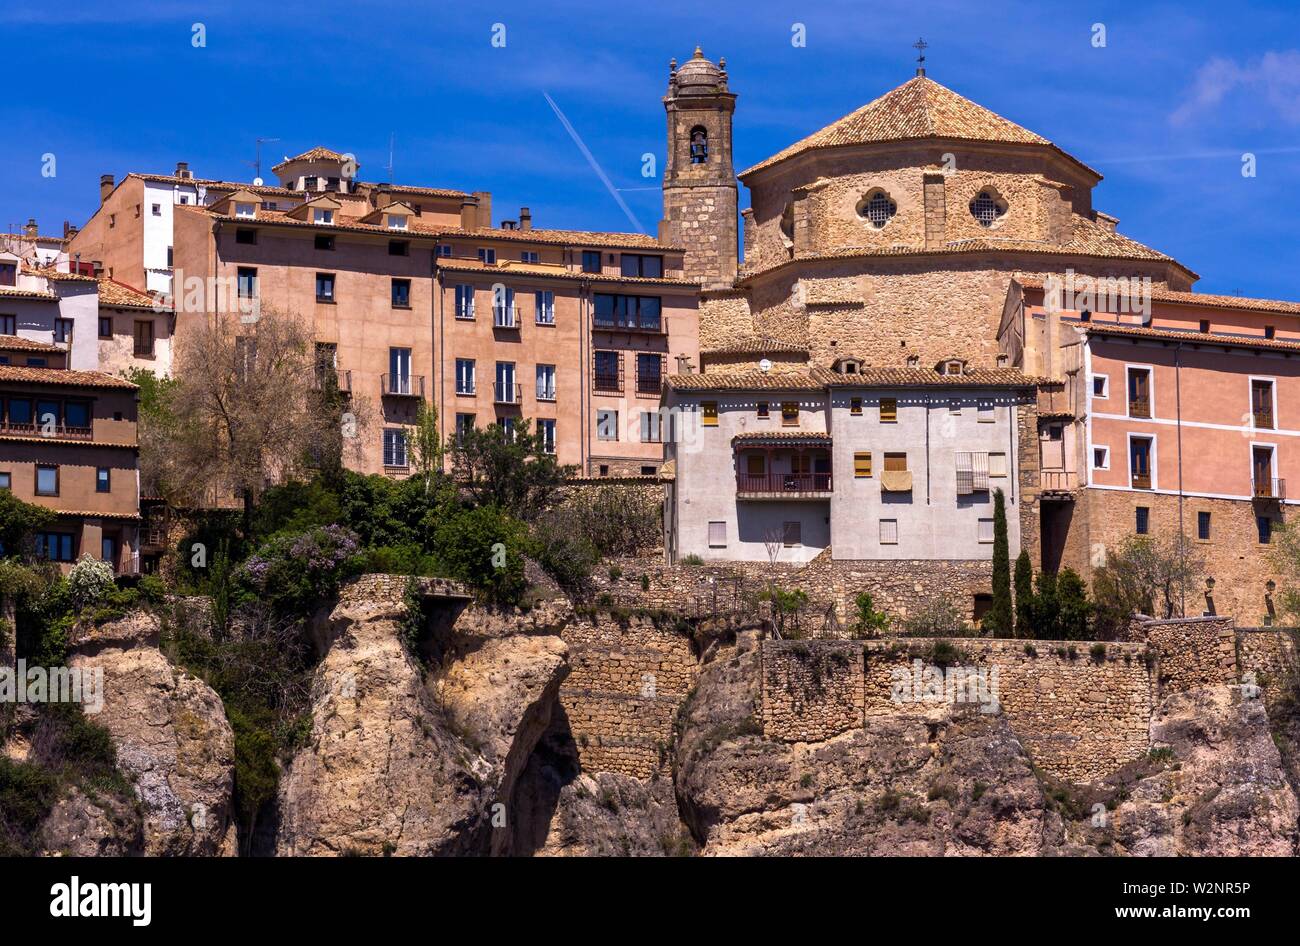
[856, 189, 897, 230]
[969, 189, 1008, 228]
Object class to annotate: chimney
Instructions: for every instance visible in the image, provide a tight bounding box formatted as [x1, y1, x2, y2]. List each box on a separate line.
[472, 191, 492, 228]
[995, 353, 1009, 368]
[906, 354, 920, 368]
[375, 183, 393, 209]
[100, 174, 115, 203]
[175, 161, 192, 179]
[519, 207, 532, 230]
[459, 196, 480, 231]
[24, 218, 38, 238]
[501, 220, 517, 231]
[63, 220, 79, 240]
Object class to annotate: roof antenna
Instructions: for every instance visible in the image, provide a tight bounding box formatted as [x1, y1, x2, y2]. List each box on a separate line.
[913, 37, 928, 77]
[246, 137, 280, 184]
[385, 133, 395, 184]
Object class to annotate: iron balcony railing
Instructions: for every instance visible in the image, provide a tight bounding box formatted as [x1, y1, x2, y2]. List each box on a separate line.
[381, 374, 425, 398]
[494, 382, 522, 405]
[1253, 409, 1274, 429]
[1254, 477, 1286, 501]
[492, 306, 519, 329]
[1129, 396, 1151, 419]
[736, 472, 833, 493]
[313, 368, 352, 394]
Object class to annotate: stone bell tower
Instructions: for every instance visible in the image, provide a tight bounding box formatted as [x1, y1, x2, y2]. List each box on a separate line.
[659, 46, 738, 290]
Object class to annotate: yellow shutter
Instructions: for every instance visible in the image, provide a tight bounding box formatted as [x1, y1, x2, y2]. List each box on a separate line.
[781, 402, 799, 426]
[701, 402, 718, 426]
[854, 452, 872, 477]
[880, 397, 897, 422]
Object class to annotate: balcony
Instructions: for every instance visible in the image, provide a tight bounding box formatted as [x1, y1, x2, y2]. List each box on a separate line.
[0, 420, 93, 441]
[736, 472, 833, 499]
[494, 381, 522, 405]
[636, 375, 663, 396]
[313, 368, 352, 396]
[1254, 478, 1286, 501]
[492, 306, 519, 329]
[1040, 469, 1078, 496]
[593, 316, 664, 336]
[1128, 397, 1151, 419]
[1254, 409, 1274, 430]
[381, 374, 425, 398]
[594, 372, 622, 393]
[1132, 471, 1152, 490]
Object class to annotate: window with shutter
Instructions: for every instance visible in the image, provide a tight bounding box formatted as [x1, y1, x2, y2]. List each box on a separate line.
[701, 402, 718, 427]
[781, 402, 799, 426]
[880, 398, 897, 423]
[782, 521, 801, 547]
[854, 452, 872, 477]
[978, 518, 994, 543]
[956, 452, 990, 493]
[879, 519, 898, 544]
[708, 521, 726, 547]
[989, 452, 1008, 477]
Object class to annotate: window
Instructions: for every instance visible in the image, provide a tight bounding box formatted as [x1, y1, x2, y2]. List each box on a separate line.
[386, 214, 408, 231]
[620, 254, 663, 278]
[581, 251, 602, 274]
[35, 465, 58, 496]
[98, 316, 112, 339]
[641, 465, 656, 476]
[166, 247, 173, 268]
[884, 453, 908, 471]
[978, 518, 995, 543]
[314, 234, 335, 251]
[454, 285, 475, 319]
[1130, 437, 1153, 489]
[538, 419, 556, 454]
[756, 402, 769, 419]
[700, 402, 718, 427]
[0, 472, 9, 489]
[133, 320, 155, 356]
[948, 398, 961, 414]
[455, 413, 475, 444]
[1127, 367, 1151, 418]
[313, 208, 334, 225]
[1092, 375, 1108, 398]
[54, 319, 74, 344]
[989, 452, 1008, 477]
[494, 362, 517, 403]
[594, 351, 621, 391]
[0, 265, 14, 287]
[1257, 515, 1273, 545]
[437, 244, 453, 258]
[956, 452, 990, 494]
[35, 532, 74, 562]
[237, 267, 258, 299]
[388, 240, 409, 257]
[536, 364, 556, 400]
[535, 291, 555, 324]
[0, 314, 14, 335]
[1199, 320, 1210, 334]
[1197, 511, 1211, 541]
[152, 203, 161, 216]
[854, 452, 873, 477]
[391, 279, 411, 307]
[477, 248, 496, 265]
[857, 189, 897, 229]
[1135, 506, 1150, 535]
[850, 397, 862, 416]
[383, 429, 408, 468]
[455, 359, 476, 395]
[236, 228, 257, 245]
[689, 126, 708, 164]
[521, 251, 539, 264]
[781, 402, 798, 427]
[304, 176, 319, 190]
[782, 521, 802, 548]
[596, 409, 619, 441]
[492, 287, 516, 327]
[593, 293, 662, 332]
[880, 398, 897, 423]
[235, 202, 256, 219]
[708, 520, 726, 547]
[1093, 446, 1109, 469]
[879, 519, 898, 544]
[636, 353, 663, 395]
[969, 189, 1007, 227]
[1265, 325, 1276, 340]
[388, 348, 411, 393]
[977, 400, 995, 423]
[1251, 379, 1274, 429]
[315, 273, 335, 302]
[640, 410, 663, 443]
[96, 467, 110, 493]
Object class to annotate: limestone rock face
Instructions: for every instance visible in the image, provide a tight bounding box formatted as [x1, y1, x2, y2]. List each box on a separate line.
[274, 594, 569, 856]
[66, 612, 237, 856]
[41, 786, 143, 857]
[1101, 686, 1299, 857]
[674, 645, 1060, 856]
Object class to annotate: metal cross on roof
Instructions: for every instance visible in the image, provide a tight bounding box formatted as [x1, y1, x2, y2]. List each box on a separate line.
[913, 37, 928, 76]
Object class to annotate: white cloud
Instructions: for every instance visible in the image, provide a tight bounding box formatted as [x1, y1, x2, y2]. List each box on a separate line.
[1171, 50, 1300, 125]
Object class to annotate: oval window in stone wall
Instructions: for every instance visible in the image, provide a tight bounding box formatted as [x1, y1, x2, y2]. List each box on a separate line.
[856, 189, 897, 230]
[969, 189, 1008, 228]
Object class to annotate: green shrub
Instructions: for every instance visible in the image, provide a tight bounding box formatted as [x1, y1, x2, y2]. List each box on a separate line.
[67, 556, 115, 612]
[362, 544, 442, 577]
[680, 554, 704, 566]
[235, 524, 364, 616]
[852, 591, 890, 638]
[433, 506, 528, 605]
[1090, 642, 1108, 662]
[530, 527, 599, 592]
[0, 757, 59, 856]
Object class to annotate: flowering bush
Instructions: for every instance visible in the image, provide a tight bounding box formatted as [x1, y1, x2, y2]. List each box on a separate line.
[236, 524, 364, 616]
[67, 556, 116, 612]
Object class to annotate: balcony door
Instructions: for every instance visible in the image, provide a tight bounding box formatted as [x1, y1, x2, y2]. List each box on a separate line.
[1254, 446, 1275, 497]
[496, 362, 516, 402]
[1127, 367, 1151, 418]
[1130, 437, 1152, 489]
[389, 348, 411, 394]
[1252, 380, 1274, 429]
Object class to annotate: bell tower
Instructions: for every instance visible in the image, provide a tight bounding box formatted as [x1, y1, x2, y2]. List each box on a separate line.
[659, 46, 738, 289]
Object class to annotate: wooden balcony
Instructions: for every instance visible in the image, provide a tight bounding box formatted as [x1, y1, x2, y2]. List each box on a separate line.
[0, 420, 92, 441]
[1253, 409, 1274, 430]
[1128, 397, 1151, 419]
[1254, 478, 1286, 502]
[1132, 472, 1152, 490]
[736, 472, 832, 499]
[1040, 469, 1078, 495]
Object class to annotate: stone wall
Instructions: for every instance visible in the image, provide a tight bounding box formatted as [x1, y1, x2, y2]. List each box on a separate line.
[758, 637, 1154, 784]
[1136, 615, 1237, 694]
[1236, 627, 1298, 704]
[558, 616, 699, 779]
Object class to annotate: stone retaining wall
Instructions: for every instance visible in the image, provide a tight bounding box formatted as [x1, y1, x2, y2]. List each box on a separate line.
[1136, 615, 1237, 694]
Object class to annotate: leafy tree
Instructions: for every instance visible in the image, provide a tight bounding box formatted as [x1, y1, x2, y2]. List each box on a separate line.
[852, 591, 890, 638]
[1056, 567, 1092, 640]
[433, 505, 528, 604]
[1030, 569, 1060, 640]
[407, 401, 444, 499]
[1013, 550, 1034, 638]
[1091, 533, 1205, 633]
[985, 488, 1013, 635]
[762, 586, 809, 639]
[0, 490, 55, 560]
[450, 419, 573, 521]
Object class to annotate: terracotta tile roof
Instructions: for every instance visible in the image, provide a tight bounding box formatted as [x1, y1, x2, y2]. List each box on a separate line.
[435, 259, 697, 287]
[810, 365, 1044, 387]
[0, 432, 138, 449]
[98, 278, 163, 310]
[0, 365, 137, 390]
[733, 430, 831, 442]
[1018, 278, 1300, 317]
[370, 182, 470, 199]
[22, 265, 97, 283]
[0, 232, 69, 244]
[1079, 321, 1300, 354]
[740, 76, 1094, 178]
[666, 370, 825, 392]
[0, 336, 60, 353]
[129, 173, 298, 197]
[701, 336, 808, 355]
[272, 147, 349, 171]
[438, 226, 678, 251]
[51, 509, 141, 521]
[0, 286, 57, 301]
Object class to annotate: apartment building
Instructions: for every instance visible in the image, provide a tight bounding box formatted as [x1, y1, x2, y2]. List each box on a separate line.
[0, 360, 139, 572]
[1001, 277, 1300, 621]
[71, 148, 699, 477]
[662, 357, 1038, 568]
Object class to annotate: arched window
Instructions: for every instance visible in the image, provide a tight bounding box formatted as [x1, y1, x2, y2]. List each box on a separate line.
[969, 189, 1008, 228]
[689, 126, 709, 164]
[856, 189, 897, 230]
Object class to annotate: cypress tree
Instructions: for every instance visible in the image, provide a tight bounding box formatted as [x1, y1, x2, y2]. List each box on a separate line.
[987, 488, 1013, 635]
[1014, 550, 1034, 638]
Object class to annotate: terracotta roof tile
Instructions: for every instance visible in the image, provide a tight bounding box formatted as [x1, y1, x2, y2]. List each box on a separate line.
[701, 336, 808, 355]
[1018, 278, 1300, 317]
[0, 365, 136, 389]
[733, 430, 831, 442]
[665, 370, 824, 392]
[271, 147, 349, 171]
[438, 226, 678, 251]
[98, 278, 163, 310]
[810, 365, 1044, 387]
[0, 286, 56, 301]
[1080, 321, 1300, 354]
[435, 259, 696, 287]
[0, 336, 60, 353]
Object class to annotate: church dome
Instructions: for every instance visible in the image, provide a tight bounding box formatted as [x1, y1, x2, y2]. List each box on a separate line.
[670, 46, 728, 94]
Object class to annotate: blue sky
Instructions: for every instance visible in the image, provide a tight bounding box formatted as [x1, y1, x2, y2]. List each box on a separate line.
[1, 0, 1297, 299]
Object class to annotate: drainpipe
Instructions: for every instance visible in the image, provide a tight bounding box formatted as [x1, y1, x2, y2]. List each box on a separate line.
[925, 393, 931, 504]
[1176, 340, 1186, 615]
[434, 257, 443, 468]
